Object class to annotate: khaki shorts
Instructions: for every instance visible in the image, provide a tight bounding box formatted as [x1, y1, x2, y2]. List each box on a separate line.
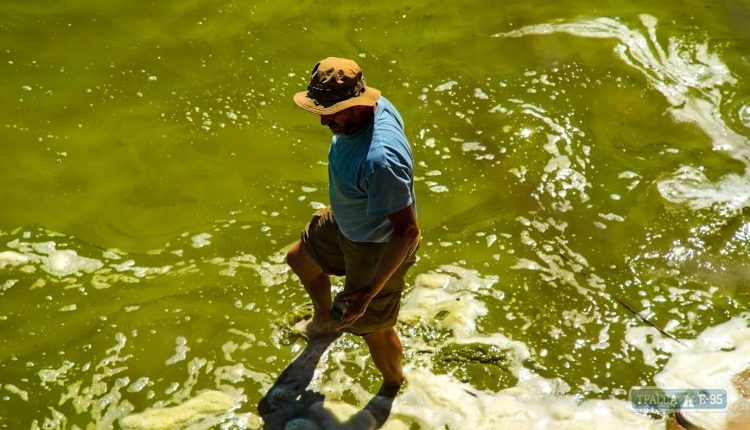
[300, 207, 418, 336]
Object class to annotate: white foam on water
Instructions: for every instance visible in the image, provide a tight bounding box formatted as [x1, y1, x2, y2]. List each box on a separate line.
[494, 15, 750, 212]
[37, 360, 76, 388]
[435, 80, 459, 92]
[740, 104, 750, 128]
[399, 266, 494, 338]
[385, 266, 661, 429]
[31, 333, 135, 429]
[12, 252, 744, 430]
[9, 231, 746, 429]
[657, 165, 750, 211]
[285, 371, 659, 430]
[2, 238, 177, 292]
[164, 336, 190, 365]
[391, 370, 660, 430]
[4, 383, 29, 401]
[516, 103, 591, 212]
[190, 232, 213, 248]
[4, 240, 104, 277]
[625, 326, 686, 368]
[389, 269, 750, 429]
[0, 229, 287, 292]
[119, 390, 235, 430]
[652, 314, 750, 430]
[0, 250, 29, 268]
[31, 330, 263, 430]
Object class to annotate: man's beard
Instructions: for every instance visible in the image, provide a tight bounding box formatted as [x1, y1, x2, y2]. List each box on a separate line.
[329, 117, 359, 135]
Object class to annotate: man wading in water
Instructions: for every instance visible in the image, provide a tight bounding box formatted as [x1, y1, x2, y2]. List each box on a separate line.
[286, 57, 420, 396]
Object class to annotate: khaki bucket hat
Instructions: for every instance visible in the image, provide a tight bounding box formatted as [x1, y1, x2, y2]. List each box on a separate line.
[294, 57, 380, 115]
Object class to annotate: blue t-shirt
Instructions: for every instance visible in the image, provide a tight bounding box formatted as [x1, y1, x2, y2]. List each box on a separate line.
[328, 96, 415, 243]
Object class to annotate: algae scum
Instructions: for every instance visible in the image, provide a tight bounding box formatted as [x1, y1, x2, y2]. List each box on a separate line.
[2, 1, 750, 429]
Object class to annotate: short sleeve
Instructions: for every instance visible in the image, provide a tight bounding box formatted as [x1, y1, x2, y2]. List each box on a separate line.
[366, 165, 413, 217]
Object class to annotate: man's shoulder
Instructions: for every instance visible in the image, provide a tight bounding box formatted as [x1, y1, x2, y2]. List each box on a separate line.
[372, 98, 408, 143]
[375, 97, 404, 128]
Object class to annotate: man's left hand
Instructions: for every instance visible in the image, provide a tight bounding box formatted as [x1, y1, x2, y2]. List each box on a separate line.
[332, 287, 375, 330]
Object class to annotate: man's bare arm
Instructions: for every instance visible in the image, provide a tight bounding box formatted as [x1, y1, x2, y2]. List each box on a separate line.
[334, 204, 420, 329]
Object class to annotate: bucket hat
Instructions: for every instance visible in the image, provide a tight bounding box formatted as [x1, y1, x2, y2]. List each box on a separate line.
[294, 57, 380, 115]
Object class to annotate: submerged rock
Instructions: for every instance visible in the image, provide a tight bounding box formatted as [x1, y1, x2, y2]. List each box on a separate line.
[432, 342, 517, 391]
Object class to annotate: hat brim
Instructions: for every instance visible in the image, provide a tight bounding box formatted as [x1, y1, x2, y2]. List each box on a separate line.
[293, 87, 381, 115]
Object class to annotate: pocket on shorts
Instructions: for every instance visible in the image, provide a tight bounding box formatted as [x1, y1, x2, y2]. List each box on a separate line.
[346, 289, 402, 336]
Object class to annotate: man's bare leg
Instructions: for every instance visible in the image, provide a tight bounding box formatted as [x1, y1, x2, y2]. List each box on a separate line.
[286, 241, 338, 338]
[363, 327, 405, 396]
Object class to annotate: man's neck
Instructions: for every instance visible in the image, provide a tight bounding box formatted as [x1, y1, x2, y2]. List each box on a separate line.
[347, 104, 376, 135]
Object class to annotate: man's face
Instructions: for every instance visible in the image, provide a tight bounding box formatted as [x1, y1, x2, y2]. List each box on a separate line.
[320, 108, 356, 135]
[320, 106, 371, 135]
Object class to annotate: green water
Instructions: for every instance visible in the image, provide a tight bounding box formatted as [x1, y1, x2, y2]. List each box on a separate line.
[1, 0, 750, 428]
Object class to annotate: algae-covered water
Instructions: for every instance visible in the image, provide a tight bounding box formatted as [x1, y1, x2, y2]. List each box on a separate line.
[2, 1, 750, 429]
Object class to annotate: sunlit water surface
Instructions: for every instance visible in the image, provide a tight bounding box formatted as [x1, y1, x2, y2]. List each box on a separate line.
[1, 1, 750, 429]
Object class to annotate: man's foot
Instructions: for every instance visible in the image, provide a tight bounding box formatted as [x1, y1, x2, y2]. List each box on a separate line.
[291, 317, 340, 340]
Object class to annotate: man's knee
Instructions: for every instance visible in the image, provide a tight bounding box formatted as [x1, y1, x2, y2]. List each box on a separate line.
[285, 241, 303, 270]
[286, 241, 323, 280]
